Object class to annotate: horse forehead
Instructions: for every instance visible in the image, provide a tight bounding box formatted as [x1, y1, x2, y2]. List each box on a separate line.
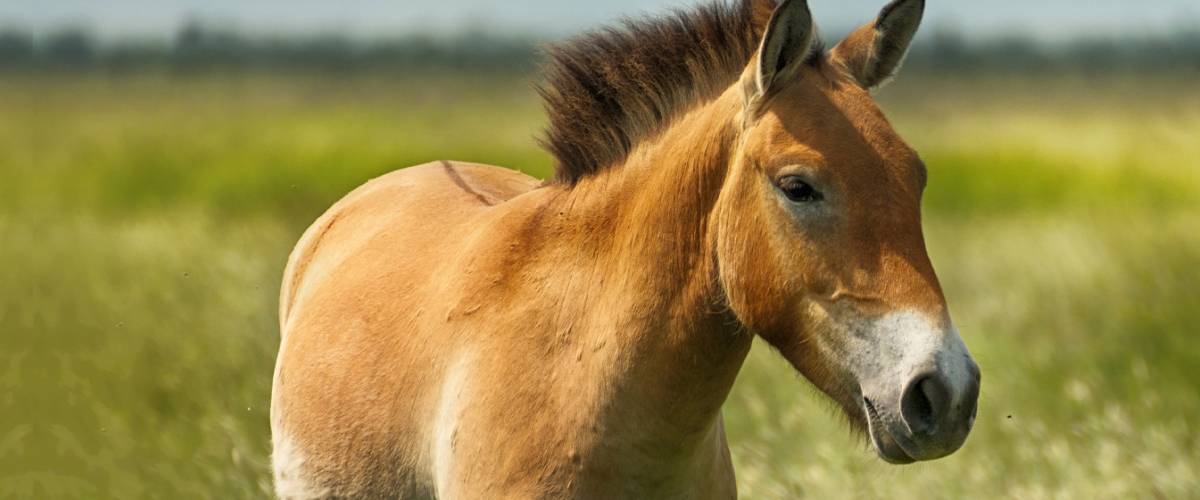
[763, 78, 904, 147]
[828, 91, 910, 156]
[763, 84, 923, 188]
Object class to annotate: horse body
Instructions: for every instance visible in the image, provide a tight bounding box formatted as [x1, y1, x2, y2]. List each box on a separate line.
[274, 151, 745, 498]
[273, 162, 539, 497]
[273, 0, 982, 497]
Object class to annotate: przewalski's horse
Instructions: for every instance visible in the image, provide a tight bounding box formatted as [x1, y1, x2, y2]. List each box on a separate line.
[271, 0, 980, 497]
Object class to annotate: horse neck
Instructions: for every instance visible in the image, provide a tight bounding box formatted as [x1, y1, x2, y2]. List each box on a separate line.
[551, 87, 752, 446]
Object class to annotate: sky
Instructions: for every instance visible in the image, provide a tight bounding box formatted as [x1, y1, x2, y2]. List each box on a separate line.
[3, 0, 1197, 41]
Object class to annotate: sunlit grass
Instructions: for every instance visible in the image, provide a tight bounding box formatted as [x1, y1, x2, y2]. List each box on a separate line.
[2, 71, 1197, 498]
[1, 72, 551, 222]
[0, 212, 287, 497]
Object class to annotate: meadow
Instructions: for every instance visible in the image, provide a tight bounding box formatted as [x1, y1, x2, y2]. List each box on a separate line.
[2, 69, 1198, 498]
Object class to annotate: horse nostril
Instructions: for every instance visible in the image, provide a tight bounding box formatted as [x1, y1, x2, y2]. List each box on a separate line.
[964, 371, 981, 430]
[901, 374, 951, 436]
[968, 359, 982, 384]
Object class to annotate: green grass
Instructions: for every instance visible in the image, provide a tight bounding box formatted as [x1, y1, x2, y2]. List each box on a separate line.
[2, 71, 1198, 498]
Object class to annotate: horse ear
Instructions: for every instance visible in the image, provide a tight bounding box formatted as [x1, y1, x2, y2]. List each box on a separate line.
[830, 0, 924, 91]
[750, 0, 814, 100]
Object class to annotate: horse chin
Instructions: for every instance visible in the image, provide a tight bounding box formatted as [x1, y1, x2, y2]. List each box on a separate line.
[862, 397, 917, 465]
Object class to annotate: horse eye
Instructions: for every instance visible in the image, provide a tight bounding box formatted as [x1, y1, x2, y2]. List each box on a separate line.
[778, 176, 822, 203]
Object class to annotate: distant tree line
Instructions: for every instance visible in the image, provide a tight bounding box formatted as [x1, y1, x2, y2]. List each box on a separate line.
[1, 21, 1198, 74]
[907, 26, 1200, 75]
[0, 22, 539, 73]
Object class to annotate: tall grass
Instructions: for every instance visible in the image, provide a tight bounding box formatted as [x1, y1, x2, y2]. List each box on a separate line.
[2, 71, 1197, 498]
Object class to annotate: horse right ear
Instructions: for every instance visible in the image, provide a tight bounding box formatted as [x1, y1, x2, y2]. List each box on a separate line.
[830, 0, 925, 91]
[747, 0, 814, 104]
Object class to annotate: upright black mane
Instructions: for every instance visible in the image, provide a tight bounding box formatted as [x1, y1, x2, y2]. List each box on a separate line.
[537, 0, 781, 184]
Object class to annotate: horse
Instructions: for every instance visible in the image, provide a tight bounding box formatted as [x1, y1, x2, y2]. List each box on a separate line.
[270, 0, 980, 497]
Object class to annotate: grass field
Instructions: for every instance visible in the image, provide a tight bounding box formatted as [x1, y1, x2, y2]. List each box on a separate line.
[2, 70, 1198, 498]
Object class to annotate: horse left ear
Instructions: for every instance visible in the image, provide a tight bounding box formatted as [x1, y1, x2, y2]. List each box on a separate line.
[830, 0, 924, 91]
[750, 0, 814, 101]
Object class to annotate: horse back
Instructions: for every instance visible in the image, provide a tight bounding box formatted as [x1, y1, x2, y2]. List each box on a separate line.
[279, 161, 538, 327]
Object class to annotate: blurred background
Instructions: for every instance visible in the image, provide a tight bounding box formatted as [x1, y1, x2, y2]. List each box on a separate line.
[2, 0, 1197, 498]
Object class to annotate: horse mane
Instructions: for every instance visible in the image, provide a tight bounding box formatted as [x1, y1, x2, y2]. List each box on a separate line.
[537, 0, 822, 185]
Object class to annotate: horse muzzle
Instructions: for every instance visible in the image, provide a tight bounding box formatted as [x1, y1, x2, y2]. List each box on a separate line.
[848, 310, 981, 463]
[862, 349, 980, 463]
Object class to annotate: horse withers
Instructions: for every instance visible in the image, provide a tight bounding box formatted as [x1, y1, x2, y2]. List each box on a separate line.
[271, 0, 980, 497]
